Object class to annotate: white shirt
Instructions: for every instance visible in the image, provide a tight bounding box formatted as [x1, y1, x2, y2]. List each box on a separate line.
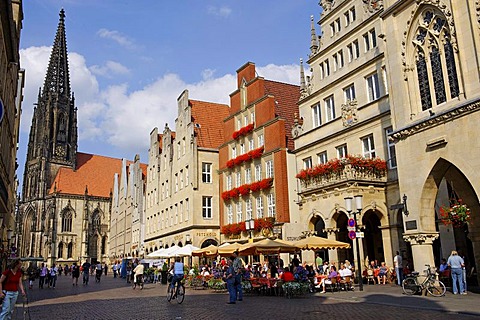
[394, 254, 403, 268]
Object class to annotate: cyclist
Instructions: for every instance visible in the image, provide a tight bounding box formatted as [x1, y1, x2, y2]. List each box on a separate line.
[133, 263, 144, 289]
[169, 257, 184, 294]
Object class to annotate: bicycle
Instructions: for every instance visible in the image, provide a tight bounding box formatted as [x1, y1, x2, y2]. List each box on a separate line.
[132, 274, 144, 290]
[167, 277, 185, 304]
[402, 264, 446, 297]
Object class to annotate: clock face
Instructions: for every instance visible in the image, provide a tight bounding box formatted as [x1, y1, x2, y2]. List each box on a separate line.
[56, 145, 66, 156]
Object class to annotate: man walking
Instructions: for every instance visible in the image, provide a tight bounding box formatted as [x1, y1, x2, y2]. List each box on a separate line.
[232, 250, 244, 301]
[82, 259, 91, 285]
[393, 251, 403, 285]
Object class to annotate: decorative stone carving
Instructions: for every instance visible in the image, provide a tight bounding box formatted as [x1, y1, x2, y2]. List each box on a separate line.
[341, 99, 358, 127]
[370, 200, 377, 210]
[363, 0, 384, 13]
[319, 0, 335, 13]
[476, 1, 480, 26]
[403, 232, 439, 245]
[291, 113, 304, 138]
[391, 100, 480, 142]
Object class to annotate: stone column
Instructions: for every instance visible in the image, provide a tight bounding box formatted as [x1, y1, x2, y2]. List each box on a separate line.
[404, 233, 439, 272]
[326, 228, 339, 265]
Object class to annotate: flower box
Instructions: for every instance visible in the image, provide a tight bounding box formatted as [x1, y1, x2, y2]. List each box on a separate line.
[222, 178, 273, 201]
[232, 123, 255, 140]
[226, 147, 264, 169]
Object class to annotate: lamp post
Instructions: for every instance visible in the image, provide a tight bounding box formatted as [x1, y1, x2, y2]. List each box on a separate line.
[345, 195, 364, 291]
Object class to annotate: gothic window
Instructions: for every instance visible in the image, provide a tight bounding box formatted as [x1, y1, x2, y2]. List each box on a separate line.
[92, 210, 101, 231]
[67, 242, 73, 258]
[101, 236, 107, 255]
[58, 242, 63, 258]
[413, 9, 459, 111]
[61, 210, 72, 232]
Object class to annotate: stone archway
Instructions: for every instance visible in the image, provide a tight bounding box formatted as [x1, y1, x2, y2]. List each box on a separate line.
[201, 239, 218, 248]
[417, 158, 480, 285]
[309, 214, 330, 263]
[362, 210, 384, 263]
[335, 212, 354, 264]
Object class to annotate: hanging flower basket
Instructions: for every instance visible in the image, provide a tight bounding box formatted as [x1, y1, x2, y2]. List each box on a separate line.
[439, 199, 471, 227]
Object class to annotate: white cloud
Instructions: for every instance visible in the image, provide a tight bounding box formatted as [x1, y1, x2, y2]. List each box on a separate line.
[90, 61, 130, 77]
[207, 6, 232, 18]
[20, 46, 299, 158]
[96, 28, 135, 49]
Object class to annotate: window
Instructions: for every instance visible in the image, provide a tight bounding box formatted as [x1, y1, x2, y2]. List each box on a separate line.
[250, 111, 255, 124]
[366, 73, 380, 101]
[58, 243, 63, 258]
[335, 18, 341, 33]
[175, 174, 178, 192]
[303, 157, 313, 169]
[202, 163, 212, 183]
[256, 196, 264, 218]
[175, 204, 178, 224]
[258, 134, 264, 147]
[320, 63, 325, 79]
[227, 204, 233, 224]
[266, 160, 273, 178]
[185, 166, 189, 185]
[237, 118, 242, 130]
[240, 143, 245, 155]
[177, 142, 181, 159]
[180, 170, 184, 189]
[267, 194, 276, 218]
[324, 95, 335, 122]
[333, 51, 344, 71]
[202, 197, 212, 219]
[235, 171, 241, 188]
[312, 103, 321, 128]
[61, 211, 72, 232]
[344, 84, 356, 102]
[414, 10, 459, 110]
[246, 199, 253, 220]
[317, 151, 327, 164]
[179, 201, 183, 222]
[185, 198, 189, 221]
[336, 144, 348, 158]
[236, 202, 243, 223]
[232, 146, 237, 158]
[255, 164, 262, 181]
[67, 243, 73, 258]
[345, 7, 356, 26]
[385, 127, 397, 168]
[165, 181, 169, 198]
[363, 28, 377, 52]
[324, 59, 330, 76]
[182, 138, 186, 155]
[362, 134, 376, 159]
[226, 175, 232, 190]
[330, 22, 335, 37]
[248, 139, 254, 151]
[245, 167, 252, 184]
[347, 40, 360, 62]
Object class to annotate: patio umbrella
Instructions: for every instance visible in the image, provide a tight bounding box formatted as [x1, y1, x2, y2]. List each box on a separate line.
[192, 244, 218, 257]
[238, 238, 298, 256]
[217, 242, 246, 256]
[147, 247, 168, 258]
[293, 236, 351, 250]
[173, 244, 200, 257]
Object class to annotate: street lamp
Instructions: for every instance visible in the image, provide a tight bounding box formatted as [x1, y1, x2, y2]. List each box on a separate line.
[345, 195, 364, 291]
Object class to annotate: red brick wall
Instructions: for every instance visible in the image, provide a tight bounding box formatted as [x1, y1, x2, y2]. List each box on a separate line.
[265, 120, 286, 152]
[254, 97, 275, 128]
[273, 151, 290, 223]
[237, 62, 256, 87]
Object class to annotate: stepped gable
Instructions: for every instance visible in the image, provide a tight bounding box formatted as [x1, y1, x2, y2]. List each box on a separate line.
[264, 80, 300, 151]
[190, 99, 230, 149]
[49, 152, 123, 197]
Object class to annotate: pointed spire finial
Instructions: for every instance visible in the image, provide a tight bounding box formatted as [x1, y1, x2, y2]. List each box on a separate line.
[60, 8, 65, 21]
[300, 58, 306, 92]
[310, 15, 318, 54]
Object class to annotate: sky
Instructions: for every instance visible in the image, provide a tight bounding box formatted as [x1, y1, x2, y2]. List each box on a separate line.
[18, 0, 321, 176]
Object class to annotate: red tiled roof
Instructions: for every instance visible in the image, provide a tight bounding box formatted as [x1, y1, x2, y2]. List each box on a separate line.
[49, 152, 123, 197]
[264, 80, 300, 151]
[190, 99, 230, 149]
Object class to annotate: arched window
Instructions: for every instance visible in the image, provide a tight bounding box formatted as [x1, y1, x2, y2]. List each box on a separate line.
[61, 210, 72, 232]
[67, 242, 73, 258]
[58, 242, 64, 258]
[92, 211, 100, 230]
[101, 236, 107, 255]
[413, 9, 459, 111]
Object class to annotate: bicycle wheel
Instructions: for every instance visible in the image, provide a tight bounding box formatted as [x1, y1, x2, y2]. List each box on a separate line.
[426, 279, 446, 297]
[176, 284, 185, 304]
[166, 285, 173, 302]
[402, 277, 418, 295]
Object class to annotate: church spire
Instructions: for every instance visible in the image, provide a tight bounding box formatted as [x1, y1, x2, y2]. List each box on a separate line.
[42, 8, 71, 99]
[300, 58, 306, 92]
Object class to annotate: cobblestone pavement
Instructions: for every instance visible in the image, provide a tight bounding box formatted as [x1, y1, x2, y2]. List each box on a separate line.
[10, 275, 480, 320]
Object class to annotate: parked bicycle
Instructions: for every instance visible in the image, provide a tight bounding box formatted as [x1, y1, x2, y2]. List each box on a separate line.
[402, 264, 446, 297]
[167, 277, 185, 304]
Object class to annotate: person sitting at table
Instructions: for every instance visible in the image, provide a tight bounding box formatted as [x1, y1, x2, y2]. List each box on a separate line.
[344, 260, 352, 270]
[439, 258, 448, 273]
[322, 262, 330, 275]
[377, 262, 388, 285]
[339, 264, 352, 278]
[280, 266, 295, 282]
[320, 266, 338, 293]
[294, 264, 308, 281]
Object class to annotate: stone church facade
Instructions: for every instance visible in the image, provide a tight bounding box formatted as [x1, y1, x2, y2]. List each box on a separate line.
[18, 10, 123, 266]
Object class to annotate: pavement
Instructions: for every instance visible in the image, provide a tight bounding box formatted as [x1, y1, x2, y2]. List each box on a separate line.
[8, 274, 480, 320]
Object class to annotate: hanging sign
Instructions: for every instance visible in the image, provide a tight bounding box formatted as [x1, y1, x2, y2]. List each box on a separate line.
[0, 98, 4, 124]
[348, 231, 356, 240]
[347, 218, 356, 228]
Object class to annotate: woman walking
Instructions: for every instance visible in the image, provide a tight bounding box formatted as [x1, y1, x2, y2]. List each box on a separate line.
[0, 258, 26, 320]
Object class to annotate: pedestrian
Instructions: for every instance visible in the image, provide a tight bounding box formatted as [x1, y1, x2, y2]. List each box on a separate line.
[393, 251, 403, 285]
[71, 262, 80, 286]
[224, 258, 236, 304]
[0, 258, 26, 320]
[82, 259, 91, 285]
[315, 253, 323, 274]
[447, 250, 466, 295]
[38, 263, 47, 289]
[104, 263, 108, 276]
[49, 264, 58, 288]
[27, 267, 36, 290]
[232, 250, 243, 301]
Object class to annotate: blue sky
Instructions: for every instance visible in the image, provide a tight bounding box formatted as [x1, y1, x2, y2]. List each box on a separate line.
[18, 0, 321, 173]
